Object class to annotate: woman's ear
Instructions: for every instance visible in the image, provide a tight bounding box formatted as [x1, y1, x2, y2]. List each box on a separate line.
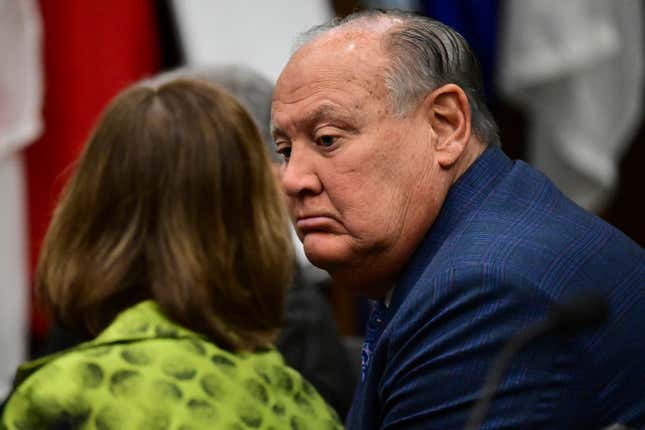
[421, 83, 472, 168]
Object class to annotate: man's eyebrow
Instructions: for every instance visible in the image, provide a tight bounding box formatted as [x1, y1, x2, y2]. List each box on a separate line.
[271, 104, 357, 142]
[307, 104, 354, 127]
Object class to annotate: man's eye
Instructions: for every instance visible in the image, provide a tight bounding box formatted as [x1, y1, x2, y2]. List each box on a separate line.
[317, 135, 336, 147]
[277, 147, 291, 161]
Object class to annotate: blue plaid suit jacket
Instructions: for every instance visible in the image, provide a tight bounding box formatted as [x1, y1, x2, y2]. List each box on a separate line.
[346, 147, 645, 430]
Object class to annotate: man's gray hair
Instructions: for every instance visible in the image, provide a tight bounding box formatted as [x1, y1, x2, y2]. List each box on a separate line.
[149, 65, 280, 161]
[298, 9, 499, 146]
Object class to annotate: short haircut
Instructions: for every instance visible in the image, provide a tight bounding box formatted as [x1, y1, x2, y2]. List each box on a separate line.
[298, 9, 499, 146]
[36, 79, 293, 351]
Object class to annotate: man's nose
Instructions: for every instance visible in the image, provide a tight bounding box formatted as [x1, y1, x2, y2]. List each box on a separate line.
[281, 146, 323, 198]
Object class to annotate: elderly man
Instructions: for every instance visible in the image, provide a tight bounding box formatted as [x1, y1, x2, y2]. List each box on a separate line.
[271, 9, 645, 430]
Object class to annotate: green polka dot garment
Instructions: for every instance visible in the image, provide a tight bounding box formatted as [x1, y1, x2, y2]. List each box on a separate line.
[1, 301, 344, 430]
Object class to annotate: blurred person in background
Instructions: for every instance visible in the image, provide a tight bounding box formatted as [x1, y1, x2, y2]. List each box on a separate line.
[272, 9, 645, 430]
[1, 79, 343, 429]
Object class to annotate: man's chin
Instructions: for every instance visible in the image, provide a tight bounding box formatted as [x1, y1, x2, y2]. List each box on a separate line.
[301, 231, 337, 251]
[302, 233, 393, 293]
[303, 239, 392, 297]
[302, 250, 350, 275]
[302, 234, 355, 271]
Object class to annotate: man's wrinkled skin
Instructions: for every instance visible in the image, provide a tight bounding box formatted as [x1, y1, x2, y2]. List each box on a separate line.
[271, 19, 484, 297]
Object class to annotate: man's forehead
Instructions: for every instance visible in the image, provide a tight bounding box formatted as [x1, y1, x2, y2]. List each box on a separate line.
[271, 67, 384, 129]
[274, 32, 388, 99]
[271, 22, 397, 132]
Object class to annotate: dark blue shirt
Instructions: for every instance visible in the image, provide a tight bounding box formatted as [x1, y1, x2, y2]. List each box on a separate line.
[346, 147, 645, 430]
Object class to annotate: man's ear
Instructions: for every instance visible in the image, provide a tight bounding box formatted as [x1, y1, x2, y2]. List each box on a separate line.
[421, 83, 472, 168]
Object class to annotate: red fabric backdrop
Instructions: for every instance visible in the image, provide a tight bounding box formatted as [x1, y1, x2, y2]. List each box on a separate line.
[27, 1, 160, 342]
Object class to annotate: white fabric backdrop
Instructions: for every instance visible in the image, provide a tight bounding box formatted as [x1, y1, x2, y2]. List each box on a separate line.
[499, 0, 644, 210]
[171, 0, 332, 82]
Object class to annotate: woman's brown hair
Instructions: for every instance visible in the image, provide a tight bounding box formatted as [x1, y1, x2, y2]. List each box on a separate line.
[36, 79, 294, 351]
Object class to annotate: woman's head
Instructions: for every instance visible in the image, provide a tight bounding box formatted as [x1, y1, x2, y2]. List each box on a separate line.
[37, 79, 293, 351]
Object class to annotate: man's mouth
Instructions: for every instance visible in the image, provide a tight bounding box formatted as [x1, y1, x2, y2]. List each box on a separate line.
[295, 215, 338, 234]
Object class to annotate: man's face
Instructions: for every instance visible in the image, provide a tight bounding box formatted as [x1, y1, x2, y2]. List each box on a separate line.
[271, 30, 449, 292]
